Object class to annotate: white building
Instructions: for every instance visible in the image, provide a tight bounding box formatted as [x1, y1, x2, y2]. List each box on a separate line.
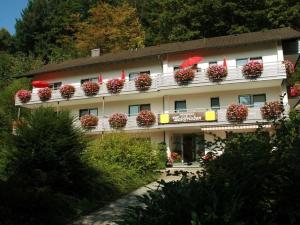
[16, 27, 300, 163]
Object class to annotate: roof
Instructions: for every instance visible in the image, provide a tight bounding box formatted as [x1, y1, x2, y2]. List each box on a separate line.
[21, 27, 300, 77]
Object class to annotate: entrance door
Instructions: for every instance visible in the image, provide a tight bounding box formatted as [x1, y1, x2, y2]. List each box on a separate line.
[183, 135, 194, 162]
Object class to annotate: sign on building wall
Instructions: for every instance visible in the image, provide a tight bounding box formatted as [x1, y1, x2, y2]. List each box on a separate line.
[158, 111, 217, 124]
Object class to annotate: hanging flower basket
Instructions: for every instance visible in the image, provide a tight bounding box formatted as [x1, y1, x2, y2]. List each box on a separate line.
[82, 81, 99, 96]
[242, 61, 263, 79]
[174, 68, 195, 85]
[109, 113, 128, 129]
[135, 73, 152, 91]
[16, 90, 31, 103]
[136, 110, 156, 127]
[59, 84, 75, 99]
[226, 104, 248, 123]
[38, 87, 52, 101]
[80, 114, 98, 129]
[282, 60, 295, 77]
[206, 65, 228, 82]
[260, 101, 283, 121]
[106, 78, 125, 94]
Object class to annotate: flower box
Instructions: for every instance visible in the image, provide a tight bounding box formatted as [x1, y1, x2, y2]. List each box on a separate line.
[226, 104, 248, 123]
[242, 61, 263, 79]
[59, 84, 75, 99]
[16, 90, 31, 103]
[80, 114, 98, 129]
[136, 110, 156, 127]
[38, 87, 52, 101]
[106, 78, 125, 94]
[260, 101, 283, 121]
[206, 65, 228, 82]
[135, 73, 152, 91]
[82, 81, 99, 96]
[174, 68, 195, 85]
[109, 113, 128, 129]
[282, 60, 295, 77]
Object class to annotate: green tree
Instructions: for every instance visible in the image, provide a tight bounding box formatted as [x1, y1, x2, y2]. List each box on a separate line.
[0, 28, 14, 52]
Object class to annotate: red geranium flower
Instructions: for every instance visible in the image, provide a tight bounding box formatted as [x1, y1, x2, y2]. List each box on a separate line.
[80, 114, 98, 129]
[206, 65, 228, 82]
[174, 68, 195, 85]
[60, 84, 75, 99]
[135, 73, 152, 91]
[109, 113, 128, 129]
[226, 104, 248, 123]
[82, 81, 99, 96]
[106, 78, 125, 94]
[242, 61, 263, 79]
[260, 101, 283, 121]
[38, 87, 52, 101]
[16, 90, 31, 103]
[136, 110, 156, 127]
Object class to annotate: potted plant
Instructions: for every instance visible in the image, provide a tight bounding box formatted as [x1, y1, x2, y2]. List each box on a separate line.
[260, 101, 283, 121]
[282, 60, 295, 77]
[80, 114, 98, 129]
[106, 78, 125, 94]
[174, 68, 195, 85]
[16, 90, 31, 103]
[38, 87, 52, 101]
[136, 110, 156, 127]
[109, 113, 128, 129]
[226, 104, 248, 123]
[82, 81, 99, 96]
[242, 61, 263, 79]
[59, 84, 75, 99]
[135, 73, 152, 91]
[206, 65, 228, 82]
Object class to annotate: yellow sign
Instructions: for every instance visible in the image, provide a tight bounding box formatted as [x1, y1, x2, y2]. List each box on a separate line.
[159, 114, 170, 124]
[205, 111, 216, 121]
[159, 111, 217, 124]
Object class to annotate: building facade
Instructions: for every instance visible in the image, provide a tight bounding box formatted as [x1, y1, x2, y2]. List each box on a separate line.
[15, 27, 300, 163]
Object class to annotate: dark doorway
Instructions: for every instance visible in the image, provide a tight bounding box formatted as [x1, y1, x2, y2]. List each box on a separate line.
[183, 135, 194, 162]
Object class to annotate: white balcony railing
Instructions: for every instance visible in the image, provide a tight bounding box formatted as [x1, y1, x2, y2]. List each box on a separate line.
[15, 61, 286, 106]
[75, 106, 274, 133]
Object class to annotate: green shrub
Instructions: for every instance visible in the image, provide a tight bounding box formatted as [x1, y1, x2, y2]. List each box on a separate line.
[121, 112, 300, 225]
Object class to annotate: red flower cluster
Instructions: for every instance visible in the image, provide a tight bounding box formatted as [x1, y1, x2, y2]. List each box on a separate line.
[242, 61, 263, 79]
[82, 81, 99, 96]
[260, 101, 283, 121]
[80, 114, 98, 129]
[109, 113, 128, 129]
[38, 87, 52, 101]
[16, 90, 31, 103]
[282, 60, 295, 76]
[174, 68, 195, 84]
[106, 78, 125, 94]
[206, 65, 228, 82]
[226, 104, 248, 123]
[59, 84, 75, 99]
[171, 152, 181, 162]
[135, 73, 152, 91]
[136, 110, 156, 127]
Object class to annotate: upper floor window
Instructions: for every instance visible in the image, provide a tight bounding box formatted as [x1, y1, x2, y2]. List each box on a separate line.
[175, 100, 187, 112]
[173, 66, 180, 71]
[128, 104, 151, 116]
[250, 56, 263, 63]
[238, 94, 266, 107]
[129, 71, 150, 81]
[236, 58, 248, 67]
[210, 97, 220, 110]
[81, 77, 98, 84]
[79, 108, 98, 117]
[49, 82, 62, 90]
[209, 61, 218, 66]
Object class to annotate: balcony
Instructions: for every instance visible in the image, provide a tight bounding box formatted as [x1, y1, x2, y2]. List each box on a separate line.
[15, 61, 286, 106]
[76, 106, 271, 133]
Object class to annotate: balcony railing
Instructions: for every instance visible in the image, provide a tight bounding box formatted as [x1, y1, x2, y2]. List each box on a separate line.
[16, 61, 286, 106]
[75, 106, 273, 133]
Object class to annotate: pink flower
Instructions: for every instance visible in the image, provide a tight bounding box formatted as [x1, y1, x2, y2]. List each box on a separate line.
[282, 60, 295, 76]
[206, 65, 228, 82]
[80, 114, 98, 129]
[38, 87, 52, 101]
[60, 84, 75, 99]
[242, 61, 263, 79]
[109, 113, 128, 129]
[106, 78, 125, 94]
[82, 81, 99, 96]
[174, 68, 195, 84]
[260, 101, 283, 121]
[135, 73, 152, 91]
[16, 90, 31, 103]
[226, 104, 248, 123]
[136, 110, 156, 127]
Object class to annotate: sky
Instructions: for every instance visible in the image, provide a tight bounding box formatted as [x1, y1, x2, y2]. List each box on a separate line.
[0, 0, 28, 34]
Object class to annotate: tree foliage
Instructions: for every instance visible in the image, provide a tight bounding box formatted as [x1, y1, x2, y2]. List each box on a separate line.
[0, 28, 14, 53]
[74, 2, 144, 54]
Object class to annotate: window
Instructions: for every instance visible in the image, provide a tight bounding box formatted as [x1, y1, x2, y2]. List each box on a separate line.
[175, 100, 187, 112]
[209, 61, 218, 66]
[128, 104, 151, 116]
[253, 94, 266, 107]
[210, 97, 220, 110]
[81, 77, 98, 84]
[250, 57, 263, 63]
[236, 58, 248, 67]
[49, 82, 62, 90]
[79, 108, 98, 117]
[173, 66, 180, 71]
[239, 94, 266, 107]
[129, 71, 150, 81]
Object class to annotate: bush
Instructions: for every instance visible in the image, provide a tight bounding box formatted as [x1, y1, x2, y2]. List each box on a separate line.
[121, 113, 300, 225]
[206, 65, 227, 82]
[38, 87, 52, 101]
[242, 61, 263, 79]
[109, 113, 127, 129]
[82, 81, 99, 96]
[59, 84, 75, 99]
[174, 68, 195, 84]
